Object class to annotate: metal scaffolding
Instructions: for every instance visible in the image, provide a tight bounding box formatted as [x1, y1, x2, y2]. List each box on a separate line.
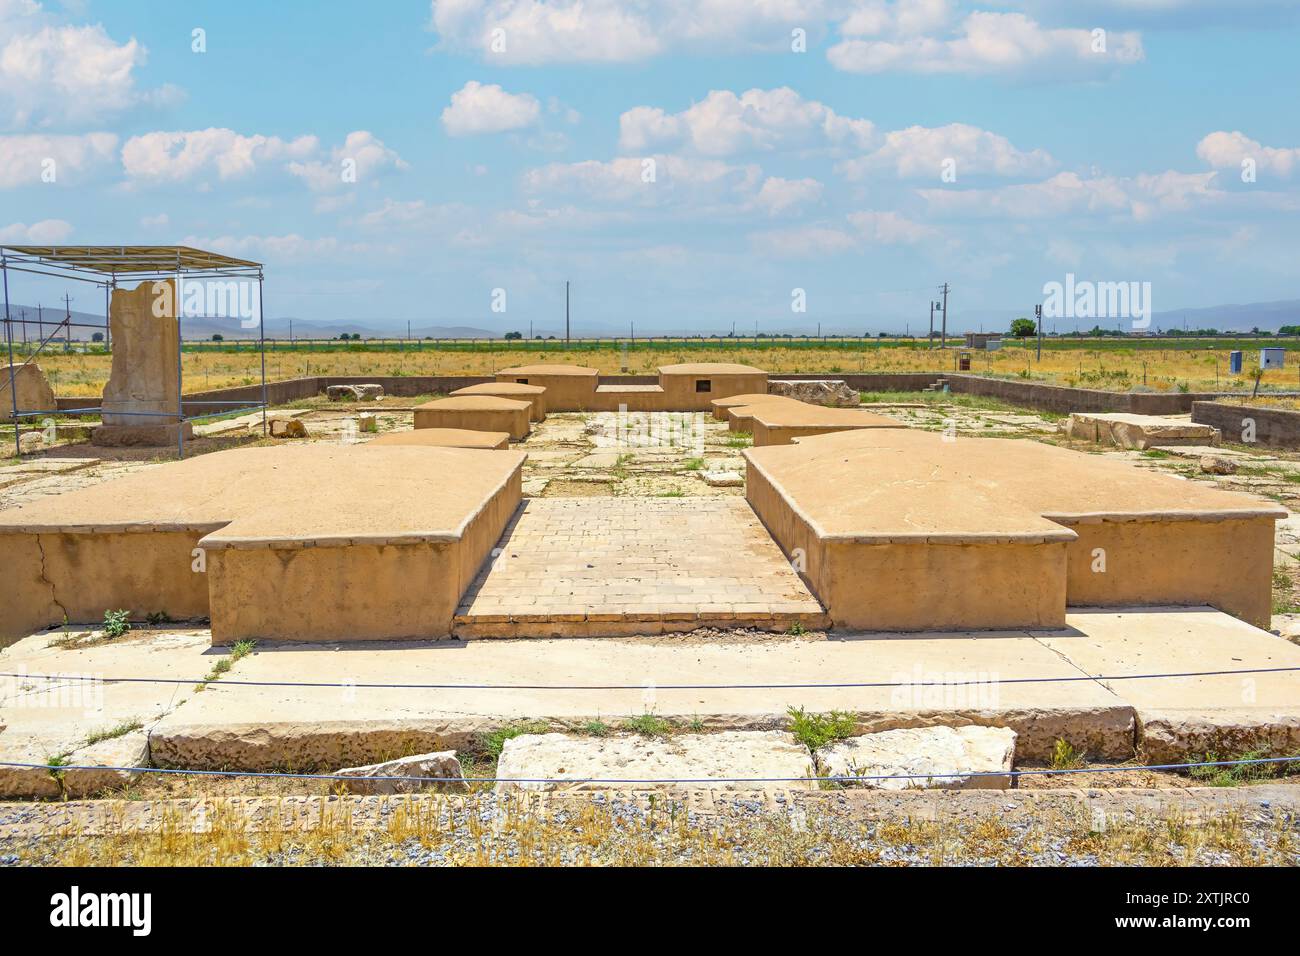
[1, 245, 268, 459]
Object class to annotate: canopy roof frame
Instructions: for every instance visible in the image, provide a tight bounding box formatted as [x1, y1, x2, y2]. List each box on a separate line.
[3, 245, 269, 459]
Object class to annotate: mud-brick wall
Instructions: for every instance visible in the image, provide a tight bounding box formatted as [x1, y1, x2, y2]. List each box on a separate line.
[1193, 401, 1300, 448]
[943, 375, 1222, 415]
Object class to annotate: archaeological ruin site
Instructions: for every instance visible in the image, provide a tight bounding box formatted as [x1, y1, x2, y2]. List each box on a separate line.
[1, 247, 1298, 821]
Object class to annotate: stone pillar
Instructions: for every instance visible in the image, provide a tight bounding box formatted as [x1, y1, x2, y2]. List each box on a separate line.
[92, 279, 193, 447]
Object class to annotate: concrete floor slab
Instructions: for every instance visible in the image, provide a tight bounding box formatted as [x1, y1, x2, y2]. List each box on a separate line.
[454, 497, 828, 637]
[0, 629, 216, 795]
[147, 618, 1135, 770]
[1039, 607, 1300, 762]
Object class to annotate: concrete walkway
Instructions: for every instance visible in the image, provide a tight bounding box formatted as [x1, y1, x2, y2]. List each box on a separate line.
[3, 607, 1298, 776]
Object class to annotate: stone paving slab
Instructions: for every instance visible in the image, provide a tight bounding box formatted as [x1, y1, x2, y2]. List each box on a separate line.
[9, 609, 1294, 781]
[147, 621, 1133, 770]
[453, 497, 828, 637]
[494, 730, 813, 792]
[0, 629, 217, 797]
[1040, 607, 1300, 762]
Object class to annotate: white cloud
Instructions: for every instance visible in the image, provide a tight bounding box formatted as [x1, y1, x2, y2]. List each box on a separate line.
[287, 131, 408, 191]
[750, 224, 861, 258]
[838, 122, 1055, 179]
[618, 87, 876, 156]
[441, 80, 541, 135]
[121, 128, 318, 183]
[846, 209, 936, 243]
[0, 2, 180, 127]
[828, 11, 1143, 77]
[750, 208, 935, 257]
[140, 212, 169, 229]
[523, 154, 762, 207]
[918, 169, 1221, 221]
[0, 217, 72, 242]
[840, 0, 957, 38]
[429, 0, 820, 65]
[0, 131, 116, 187]
[1197, 131, 1300, 179]
[751, 176, 824, 215]
[355, 198, 472, 230]
[429, 2, 1144, 80]
[179, 232, 377, 261]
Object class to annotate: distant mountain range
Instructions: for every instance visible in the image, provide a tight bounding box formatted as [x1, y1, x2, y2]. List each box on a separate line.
[3, 299, 1296, 341]
[1, 308, 496, 342]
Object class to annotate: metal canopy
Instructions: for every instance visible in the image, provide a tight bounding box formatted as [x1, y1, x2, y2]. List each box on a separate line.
[3, 244, 269, 459]
[0, 245, 262, 278]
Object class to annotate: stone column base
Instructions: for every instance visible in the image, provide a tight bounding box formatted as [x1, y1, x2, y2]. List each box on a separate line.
[92, 421, 194, 447]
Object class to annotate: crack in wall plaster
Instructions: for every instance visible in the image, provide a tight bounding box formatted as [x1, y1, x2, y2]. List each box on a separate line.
[34, 534, 69, 624]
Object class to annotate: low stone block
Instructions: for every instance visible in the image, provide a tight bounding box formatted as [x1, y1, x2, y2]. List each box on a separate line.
[332, 751, 468, 794]
[61, 731, 151, 798]
[1200, 455, 1237, 475]
[816, 725, 1017, 790]
[269, 417, 308, 439]
[0, 748, 61, 799]
[700, 469, 744, 487]
[495, 730, 814, 792]
[768, 379, 860, 407]
[327, 384, 384, 402]
[91, 422, 193, 447]
[358, 413, 378, 433]
[1066, 412, 1220, 450]
[0, 363, 56, 423]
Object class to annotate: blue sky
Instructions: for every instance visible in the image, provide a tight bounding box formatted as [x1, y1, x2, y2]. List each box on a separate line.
[2, 0, 1298, 334]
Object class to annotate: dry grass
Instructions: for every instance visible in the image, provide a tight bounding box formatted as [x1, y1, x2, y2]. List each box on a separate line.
[17, 792, 1295, 867]
[27, 342, 1300, 397]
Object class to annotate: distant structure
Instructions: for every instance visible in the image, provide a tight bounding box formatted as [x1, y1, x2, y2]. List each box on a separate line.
[964, 332, 1002, 350]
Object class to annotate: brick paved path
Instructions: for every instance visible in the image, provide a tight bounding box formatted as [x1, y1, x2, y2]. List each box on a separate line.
[454, 498, 827, 637]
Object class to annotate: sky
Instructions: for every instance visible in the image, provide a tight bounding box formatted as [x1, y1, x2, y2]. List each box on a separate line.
[1, 0, 1298, 336]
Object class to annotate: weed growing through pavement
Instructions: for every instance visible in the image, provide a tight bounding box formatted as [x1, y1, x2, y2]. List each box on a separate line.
[83, 720, 144, 747]
[196, 639, 257, 690]
[786, 706, 857, 751]
[102, 609, 131, 639]
[1049, 738, 1088, 771]
[622, 713, 671, 737]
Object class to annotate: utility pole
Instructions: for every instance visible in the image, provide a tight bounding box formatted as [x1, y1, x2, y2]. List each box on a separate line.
[1035, 304, 1043, 361]
[565, 280, 570, 344]
[928, 300, 936, 349]
[940, 283, 949, 350]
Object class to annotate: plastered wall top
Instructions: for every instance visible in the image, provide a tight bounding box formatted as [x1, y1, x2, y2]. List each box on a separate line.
[749, 403, 905, 428]
[0, 444, 525, 547]
[368, 429, 511, 449]
[745, 428, 1285, 543]
[658, 362, 766, 375]
[452, 383, 546, 396]
[497, 364, 598, 377]
[416, 396, 532, 412]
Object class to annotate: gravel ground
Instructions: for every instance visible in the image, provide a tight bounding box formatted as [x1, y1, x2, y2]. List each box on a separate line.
[2, 785, 1296, 867]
